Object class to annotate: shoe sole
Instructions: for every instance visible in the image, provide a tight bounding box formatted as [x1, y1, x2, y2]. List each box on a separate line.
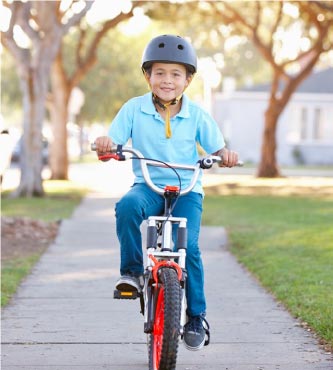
[183, 339, 205, 351]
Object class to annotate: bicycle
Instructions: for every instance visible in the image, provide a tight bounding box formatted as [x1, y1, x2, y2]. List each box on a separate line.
[92, 143, 242, 370]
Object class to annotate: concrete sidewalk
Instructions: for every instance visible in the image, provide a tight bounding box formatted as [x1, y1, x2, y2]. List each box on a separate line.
[2, 192, 332, 370]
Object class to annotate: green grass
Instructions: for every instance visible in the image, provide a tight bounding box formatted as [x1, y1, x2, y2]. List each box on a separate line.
[1, 180, 89, 306]
[1, 255, 41, 306]
[1, 180, 88, 221]
[202, 195, 333, 349]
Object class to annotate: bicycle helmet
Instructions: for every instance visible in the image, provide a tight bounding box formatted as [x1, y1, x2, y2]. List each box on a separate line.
[142, 34, 197, 74]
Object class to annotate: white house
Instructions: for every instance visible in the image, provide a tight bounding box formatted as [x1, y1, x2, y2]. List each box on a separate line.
[213, 68, 333, 166]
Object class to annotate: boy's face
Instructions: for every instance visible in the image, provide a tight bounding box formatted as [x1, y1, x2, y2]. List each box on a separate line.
[148, 63, 192, 104]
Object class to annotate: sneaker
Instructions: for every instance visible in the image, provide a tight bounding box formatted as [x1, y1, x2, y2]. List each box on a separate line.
[115, 274, 143, 292]
[183, 315, 210, 351]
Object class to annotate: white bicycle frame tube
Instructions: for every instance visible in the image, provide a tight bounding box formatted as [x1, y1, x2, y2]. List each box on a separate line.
[102, 145, 203, 196]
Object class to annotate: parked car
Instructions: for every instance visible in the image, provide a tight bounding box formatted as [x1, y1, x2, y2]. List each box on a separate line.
[0, 129, 15, 184]
[11, 136, 49, 165]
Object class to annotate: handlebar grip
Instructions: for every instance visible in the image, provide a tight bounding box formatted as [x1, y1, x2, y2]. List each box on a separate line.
[215, 156, 244, 167]
[199, 156, 244, 168]
[91, 143, 127, 161]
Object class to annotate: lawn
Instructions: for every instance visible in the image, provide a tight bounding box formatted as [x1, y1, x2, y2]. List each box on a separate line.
[202, 194, 333, 350]
[1, 180, 88, 306]
[1, 180, 88, 221]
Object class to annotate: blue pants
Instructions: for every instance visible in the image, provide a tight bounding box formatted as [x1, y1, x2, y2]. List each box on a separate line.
[115, 183, 206, 317]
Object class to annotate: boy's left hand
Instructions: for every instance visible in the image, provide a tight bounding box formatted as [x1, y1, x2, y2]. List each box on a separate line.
[218, 148, 239, 168]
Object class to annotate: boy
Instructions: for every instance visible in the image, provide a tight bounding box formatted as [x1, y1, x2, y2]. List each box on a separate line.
[94, 34, 239, 351]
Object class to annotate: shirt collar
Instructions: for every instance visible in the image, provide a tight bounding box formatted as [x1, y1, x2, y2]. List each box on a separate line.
[141, 92, 190, 118]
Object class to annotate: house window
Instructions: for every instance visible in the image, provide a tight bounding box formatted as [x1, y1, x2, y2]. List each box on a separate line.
[313, 107, 324, 140]
[300, 107, 308, 140]
[294, 106, 332, 143]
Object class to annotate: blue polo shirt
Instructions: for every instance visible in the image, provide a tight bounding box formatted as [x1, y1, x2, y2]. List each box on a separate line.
[108, 92, 225, 195]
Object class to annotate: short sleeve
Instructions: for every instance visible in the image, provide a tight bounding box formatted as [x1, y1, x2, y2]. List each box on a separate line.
[108, 99, 135, 145]
[196, 109, 225, 154]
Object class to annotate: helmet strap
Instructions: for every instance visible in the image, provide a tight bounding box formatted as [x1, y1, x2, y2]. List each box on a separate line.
[144, 70, 193, 139]
[152, 94, 182, 139]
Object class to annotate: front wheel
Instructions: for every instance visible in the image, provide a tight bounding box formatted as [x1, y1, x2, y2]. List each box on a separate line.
[148, 267, 182, 370]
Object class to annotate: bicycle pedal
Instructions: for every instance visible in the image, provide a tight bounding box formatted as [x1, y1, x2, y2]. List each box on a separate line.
[113, 289, 138, 299]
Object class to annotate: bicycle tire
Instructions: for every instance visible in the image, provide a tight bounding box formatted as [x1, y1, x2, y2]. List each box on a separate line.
[148, 267, 182, 370]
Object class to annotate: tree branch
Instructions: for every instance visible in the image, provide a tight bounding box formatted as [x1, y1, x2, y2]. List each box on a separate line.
[269, 2, 283, 50]
[76, 25, 86, 67]
[222, 2, 253, 34]
[69, 2, 142, 88]
[16, 2, 39, 43]
[219, 1, 288, 78]
[254, 1, 261, 32]
[1, 2, 30, 78]
[61, 1, 94, 34]
[309, 1, 333, 12]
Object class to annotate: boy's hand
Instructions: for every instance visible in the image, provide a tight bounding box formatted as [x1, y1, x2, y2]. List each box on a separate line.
[94, 136, 113, 160]
[216, 148, 239, 168]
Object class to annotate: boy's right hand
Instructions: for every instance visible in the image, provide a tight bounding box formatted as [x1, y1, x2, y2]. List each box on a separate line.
[94, 136, 113, 160]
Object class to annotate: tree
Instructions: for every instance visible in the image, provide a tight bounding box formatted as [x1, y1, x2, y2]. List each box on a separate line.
[1, 1, 93, 196]
[47, 2, 142, 179]
[210, 1, 333, 177]
[78, 29, 155, 123]
[0, 49, 21, 112]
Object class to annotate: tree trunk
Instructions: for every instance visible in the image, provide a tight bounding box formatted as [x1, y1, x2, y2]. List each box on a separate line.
[49, 54, 70, 180]
[257, 71, 283, 178]
[257, 104, 281, 178]
[14, 68, 47, 196]
[1, 1, 94, 197]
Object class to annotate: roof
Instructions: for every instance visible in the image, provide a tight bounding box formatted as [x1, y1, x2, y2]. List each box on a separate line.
[239, 67, 333, 94]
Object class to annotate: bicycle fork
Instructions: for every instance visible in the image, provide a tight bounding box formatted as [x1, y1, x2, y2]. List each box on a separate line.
[143, 216, 188, 336]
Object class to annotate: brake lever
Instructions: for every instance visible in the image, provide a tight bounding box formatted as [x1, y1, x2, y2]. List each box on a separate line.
[91, 143, 126, 161]
[114, 144, 125, 161]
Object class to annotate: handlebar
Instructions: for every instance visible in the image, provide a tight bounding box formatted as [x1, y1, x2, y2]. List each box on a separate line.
[91, 143, 243, 196]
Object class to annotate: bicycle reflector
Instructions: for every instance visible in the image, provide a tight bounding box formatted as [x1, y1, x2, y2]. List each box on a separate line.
[114, 290, 138, 299]
[164, 185, 180, 193]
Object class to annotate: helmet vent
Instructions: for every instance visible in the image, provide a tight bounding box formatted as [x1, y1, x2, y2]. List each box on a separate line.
[158, 43, 165, 48]
[177, 44, 184, 50]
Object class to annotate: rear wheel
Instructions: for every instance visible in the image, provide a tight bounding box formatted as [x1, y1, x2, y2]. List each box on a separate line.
[148, 268, 181, 370]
